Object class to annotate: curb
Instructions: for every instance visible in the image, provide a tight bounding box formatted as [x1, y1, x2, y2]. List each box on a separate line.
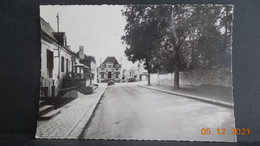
[138, 84, 234, 108]
[66, 86, 108, 139]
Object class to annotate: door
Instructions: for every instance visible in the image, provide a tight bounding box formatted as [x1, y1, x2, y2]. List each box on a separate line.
[108, 72, 111, 79]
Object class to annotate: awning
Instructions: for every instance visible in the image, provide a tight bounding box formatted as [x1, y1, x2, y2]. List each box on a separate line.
[74, 63, 89, 69]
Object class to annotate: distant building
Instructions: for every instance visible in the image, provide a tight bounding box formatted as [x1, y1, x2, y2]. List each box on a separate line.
[137, 63, 148, 81]
[76, 47, 97, 85]
[129, 66, 139, 79]
[122, 69, 129, 82]
[129, 63, 148, 81]
[97, 56, 121, 82]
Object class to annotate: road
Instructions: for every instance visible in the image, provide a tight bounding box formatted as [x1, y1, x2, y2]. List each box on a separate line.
[82, 83, 236, 142]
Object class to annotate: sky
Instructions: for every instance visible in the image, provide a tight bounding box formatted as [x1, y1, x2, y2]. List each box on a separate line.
[40, 5, 137, 70]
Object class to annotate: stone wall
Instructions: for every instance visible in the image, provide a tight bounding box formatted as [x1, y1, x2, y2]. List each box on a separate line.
[150, 67, 232, 87]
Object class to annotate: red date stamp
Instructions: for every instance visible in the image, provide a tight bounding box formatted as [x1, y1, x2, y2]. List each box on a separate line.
[201, 128, 250, 135]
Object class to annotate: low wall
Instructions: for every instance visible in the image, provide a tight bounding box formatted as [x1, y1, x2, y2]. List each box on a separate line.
[150, 67, 232, 87]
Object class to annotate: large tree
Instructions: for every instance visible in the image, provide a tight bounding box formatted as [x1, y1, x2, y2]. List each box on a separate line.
[122, 5, 233, 89]
[156, 5, 233, 89]
[121, 6, 166, 85]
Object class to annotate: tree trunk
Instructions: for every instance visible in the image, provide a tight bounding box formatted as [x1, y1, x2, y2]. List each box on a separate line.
[145, 58, 151, 86]
[157, 69, 159, 85]
[174, 66, 180, 90]
[147, 71, 151, 85]
[173, 44, 181, 90]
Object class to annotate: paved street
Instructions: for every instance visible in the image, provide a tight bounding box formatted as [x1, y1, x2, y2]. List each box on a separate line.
[82, 83, 236, 142]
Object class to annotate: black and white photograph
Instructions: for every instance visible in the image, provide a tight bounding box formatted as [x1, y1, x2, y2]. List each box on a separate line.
[36, 5, 236, 142]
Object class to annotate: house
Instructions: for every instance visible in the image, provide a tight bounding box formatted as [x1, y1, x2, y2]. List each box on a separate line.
[128, 63, 148, 81]
[122, 69, 129, 82]
[75, 46, 97, 85]
[41, 17, 89, 97]
[129, 66, 139, 80]
[137, 63, 148, 81]
[97, 56, 121, 82]
[40, 17, 80, 97]
[39, 17, 94, 120]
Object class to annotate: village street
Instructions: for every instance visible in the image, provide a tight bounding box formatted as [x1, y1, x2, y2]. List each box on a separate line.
[81, 83, 236, 142]
[37, 5, 236, 142]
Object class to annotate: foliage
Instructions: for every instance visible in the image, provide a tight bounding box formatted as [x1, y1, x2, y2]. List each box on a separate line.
[122, 6, 166, 72]
[121, 5, 233, 88]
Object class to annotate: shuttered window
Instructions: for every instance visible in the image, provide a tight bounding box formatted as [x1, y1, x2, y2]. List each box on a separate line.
[71, 61, 74, 72]
[116, 73, 119, 78]
[46, 49, 53, 78]
[61, 56, 64, 72]
[101, 73, 104, 78]
[66, 58, 69, 73]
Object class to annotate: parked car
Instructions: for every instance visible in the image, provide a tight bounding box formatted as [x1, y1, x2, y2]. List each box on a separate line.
[107, 79, 115, 86]
[128, 77, 135, 82]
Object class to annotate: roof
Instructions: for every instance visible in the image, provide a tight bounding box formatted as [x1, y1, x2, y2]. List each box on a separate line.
[101, 56, 120, 67]
[75, 52, 96, 63]
[40, 17, 74, 54]
[40, 17, 56, 40]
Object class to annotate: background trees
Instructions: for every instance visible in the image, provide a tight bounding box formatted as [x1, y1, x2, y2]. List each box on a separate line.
[121, 5, 233, 89]
[121, 6, 166, 85]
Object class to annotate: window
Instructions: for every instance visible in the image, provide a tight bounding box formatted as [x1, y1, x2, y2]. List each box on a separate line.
[101, 73, 104, 78]
[115, 64, 119, 70]
[115, 73, 119, 78]
[66, 58, 69, 73]
[107, 64, 112, 68]
[71, 61, 74, 72]
[46, 49, 53, 78]
[61, 56, 64, 72]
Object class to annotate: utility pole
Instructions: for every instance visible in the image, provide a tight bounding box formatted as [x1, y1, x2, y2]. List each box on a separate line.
[56, 13, 60, 32]
[56, 13, 60, 79]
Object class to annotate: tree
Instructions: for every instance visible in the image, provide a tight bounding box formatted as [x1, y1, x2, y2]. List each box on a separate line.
[122, 6, 166, 85]
[159, 5, 233, 88]
[122, 5, 199, 88]
[122, 5, 233, 89]
[151, 5, 196, 89]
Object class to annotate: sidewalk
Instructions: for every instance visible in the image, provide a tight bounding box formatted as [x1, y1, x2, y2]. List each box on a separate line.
[36, 83, 107, 139]
[138, 82, 234, 108]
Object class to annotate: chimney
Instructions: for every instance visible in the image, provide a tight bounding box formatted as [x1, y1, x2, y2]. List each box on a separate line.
[79, 46, 84, 59]
[64, 36, 67, 47]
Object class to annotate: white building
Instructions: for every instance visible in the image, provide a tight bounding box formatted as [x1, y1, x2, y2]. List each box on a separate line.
[97, 56, 122, 82]
[129, 63, 148, 81]
[40, 17, 80, 97]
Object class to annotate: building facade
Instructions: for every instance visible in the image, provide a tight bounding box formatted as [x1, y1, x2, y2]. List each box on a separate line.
[127, 63, 148, 82]
[97, 56, 121, 82]
[40, 17, 81, 97]
[76, 46, 97, 85]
